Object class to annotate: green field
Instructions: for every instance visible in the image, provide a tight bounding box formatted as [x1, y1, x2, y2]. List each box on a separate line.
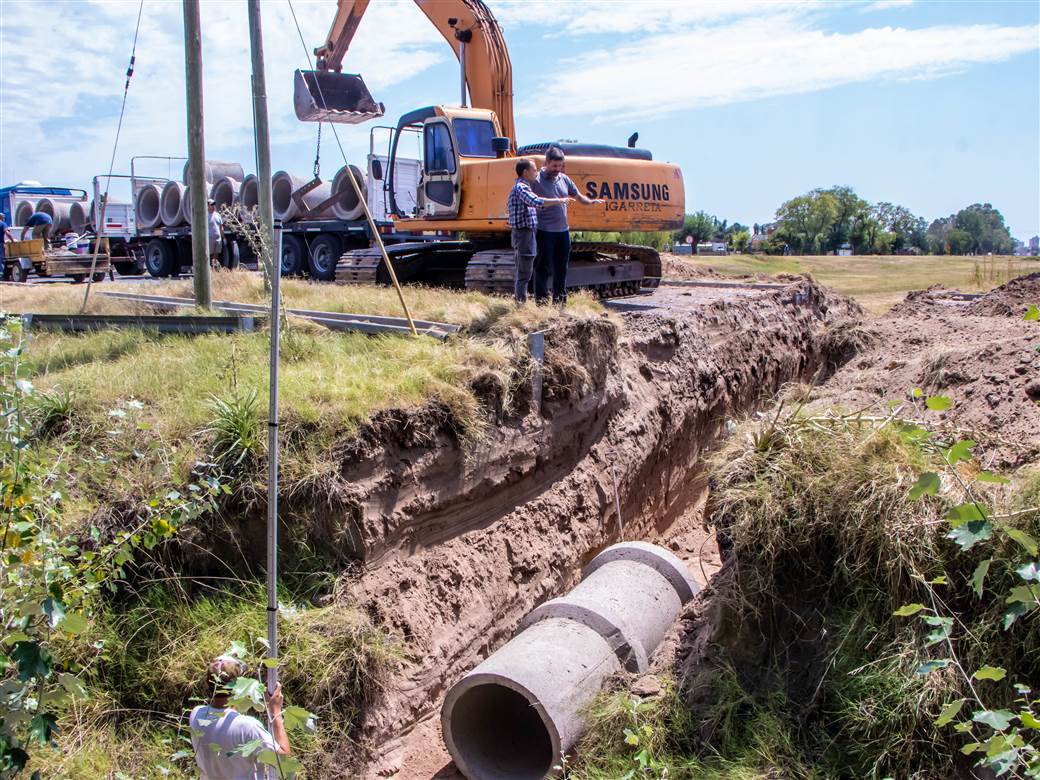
[668, 252, 1037, 312]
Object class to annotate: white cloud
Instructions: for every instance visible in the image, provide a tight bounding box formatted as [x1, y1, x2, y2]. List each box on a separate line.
[523, 18, 1039, 122]
[0, 0, 446, 192]
[863, 0, 914, 11]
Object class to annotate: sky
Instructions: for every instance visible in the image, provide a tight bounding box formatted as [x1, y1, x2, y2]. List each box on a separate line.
[1, 0, 1038, 239]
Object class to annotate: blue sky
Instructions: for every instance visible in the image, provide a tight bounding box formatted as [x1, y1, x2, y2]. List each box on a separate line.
[2, 0, 1038, 239]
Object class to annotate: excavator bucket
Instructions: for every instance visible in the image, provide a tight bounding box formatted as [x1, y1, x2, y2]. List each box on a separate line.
[293, 69, 385, 124]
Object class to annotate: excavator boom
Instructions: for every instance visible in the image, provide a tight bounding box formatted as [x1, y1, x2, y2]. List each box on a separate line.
[297, 0, 514, 142]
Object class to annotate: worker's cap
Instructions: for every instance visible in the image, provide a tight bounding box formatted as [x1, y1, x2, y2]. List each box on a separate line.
[207, 198, 216, 205]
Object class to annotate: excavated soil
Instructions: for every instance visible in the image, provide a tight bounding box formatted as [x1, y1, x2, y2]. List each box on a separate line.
[320, 280, 863, 777]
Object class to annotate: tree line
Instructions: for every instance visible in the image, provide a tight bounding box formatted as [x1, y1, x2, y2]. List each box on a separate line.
[672, 186, 1020, 255]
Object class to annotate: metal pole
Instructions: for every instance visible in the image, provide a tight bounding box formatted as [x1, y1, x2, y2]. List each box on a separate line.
[247, 0, 275, 290]
[183, 0, 211, 307]
[265, 220, 283, 696]
[459, 41, 467, 107]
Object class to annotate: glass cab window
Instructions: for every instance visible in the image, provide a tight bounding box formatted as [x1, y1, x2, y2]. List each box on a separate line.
[452, 118, 495, 158]
[423, 122, 457, 174]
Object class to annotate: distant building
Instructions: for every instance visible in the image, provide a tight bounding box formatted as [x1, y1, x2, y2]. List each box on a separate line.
[696, 242, 728, 255]
[1030, 235, 1039, 255]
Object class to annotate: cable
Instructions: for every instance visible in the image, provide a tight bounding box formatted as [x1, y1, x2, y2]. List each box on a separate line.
[82, 0, 146, 312]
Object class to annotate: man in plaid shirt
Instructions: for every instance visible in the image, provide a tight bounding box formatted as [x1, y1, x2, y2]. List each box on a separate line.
[507, 159, 572, 302]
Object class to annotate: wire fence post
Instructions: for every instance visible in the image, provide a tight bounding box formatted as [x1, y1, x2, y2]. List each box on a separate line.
[265, 221, 283, 695]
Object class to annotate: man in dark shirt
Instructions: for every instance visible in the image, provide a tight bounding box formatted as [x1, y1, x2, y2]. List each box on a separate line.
[21, 212, 54, 242]
[530, 146, 603, 304]
[506, 159, 572, 303]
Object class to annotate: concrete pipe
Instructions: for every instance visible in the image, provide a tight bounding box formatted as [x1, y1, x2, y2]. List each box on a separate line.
[14, 200, 34, 226]
[240, 174, 259, 221]
[272, 170, 333, 222]
[442, 542, 700, 780]
[69, 201, 90, 233]
[182, 159, 245, 184]
[160, 180, 188, 227]
[136, 184, 163, 229]
[36, 198, 72, 232]
[180, 185, 197, 225]
[330, 164, 366, 220]
[210, 176, 241, 210]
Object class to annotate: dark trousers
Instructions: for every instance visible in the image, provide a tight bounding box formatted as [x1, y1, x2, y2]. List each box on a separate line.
[534, 229, 571, 304]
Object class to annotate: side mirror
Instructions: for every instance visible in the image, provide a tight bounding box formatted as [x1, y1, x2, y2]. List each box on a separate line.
[371, 159, 384, 181]
[491, 136, 511, 158]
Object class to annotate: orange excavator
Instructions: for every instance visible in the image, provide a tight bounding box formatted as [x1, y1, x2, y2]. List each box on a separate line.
[295, 0, 685, 295]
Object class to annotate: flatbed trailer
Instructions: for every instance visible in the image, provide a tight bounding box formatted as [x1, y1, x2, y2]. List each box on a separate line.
[2, 238, 110, 283]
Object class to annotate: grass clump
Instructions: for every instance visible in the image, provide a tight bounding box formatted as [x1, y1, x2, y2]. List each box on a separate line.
[40, 582, 397, 779]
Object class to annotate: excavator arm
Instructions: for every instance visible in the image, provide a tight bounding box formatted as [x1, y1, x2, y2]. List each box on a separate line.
[301, 0, 515, 143]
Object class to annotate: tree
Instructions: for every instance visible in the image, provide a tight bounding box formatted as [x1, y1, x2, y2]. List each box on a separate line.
[775, 190, 838, 254]
[673, 211, 718, 245]
[730, 229, 751, 253]
[955, 203, 1014, 254]
[823, 186, 869, 252]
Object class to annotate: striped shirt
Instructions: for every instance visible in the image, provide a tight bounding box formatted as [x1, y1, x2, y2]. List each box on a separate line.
[507, 179, 544, 229]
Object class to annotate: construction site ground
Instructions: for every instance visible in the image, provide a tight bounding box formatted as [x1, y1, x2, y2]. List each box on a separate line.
[7, 260, 1039, 778]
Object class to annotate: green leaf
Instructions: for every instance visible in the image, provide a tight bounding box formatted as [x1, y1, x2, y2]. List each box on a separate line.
[917, 659, 951, 676]
[960, 741, 983, 755]
[28, 713, 58, 745]
[624, 728, 639, 746]
[925, 395, 953, 411]
[935, 698, 966, 727]
[946, 503, 988, 526]
[11, 641, 51, 681]
[1024, 303, 1040, 321]
[909, 472, 941, 500]
[947, 520, 993, 551]
[59, 672, 88, 699]
[42, 597, 65, 629]
[1005, 584, 1040, 604]
[1020, 711, 1040, 729]
[1016, 561, 1039, 582]
[929, 575, 947, 585]
[975, 470, 1011, 484]
[972, 709, 1014, 731]
[924, 615, 954, 646]
[893, 603, 926, 617]
[945, 439, 975, 465]
[1006, 528, 1039, 556]
[971, 559, 992, 598]
[973, 666, 1007, 682]
[281, 705, 314, 732]
[61, 612, 88, 635]
[1003, 603, 1030, 630]
[912, 387, 924, 398]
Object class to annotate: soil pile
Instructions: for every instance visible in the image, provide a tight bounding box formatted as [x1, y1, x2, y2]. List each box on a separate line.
[966, 271, 1040, 316]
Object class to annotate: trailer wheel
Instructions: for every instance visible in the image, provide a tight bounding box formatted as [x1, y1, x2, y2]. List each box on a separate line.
[93, 272, 107, 283]
[307, 234, 341, 281]
[8, 264, 29, 283]
[280, 234, 307, 277]
[220, 239, 241, 270]
[113, 259, 143, 276]
[145, 239, 177, 277]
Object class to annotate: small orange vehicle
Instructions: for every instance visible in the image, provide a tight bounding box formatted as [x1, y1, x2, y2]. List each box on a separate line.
[2, 238, 110, 284]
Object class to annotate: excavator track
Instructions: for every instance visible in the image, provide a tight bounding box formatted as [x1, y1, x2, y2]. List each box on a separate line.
[336, 240, 660, 298]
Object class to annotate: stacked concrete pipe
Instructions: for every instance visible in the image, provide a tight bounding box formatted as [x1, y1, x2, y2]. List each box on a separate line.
[136, 184, 163, 229]
[36, 198, 72, 232]
[239, 175, 259, 221]
[330, 164, 367, 220]
[272, 170, 333, 222]
[209, 176, 241, 211]
[182, 159, 244, 185]
[441, 541, 700, 780]
[160, 181, 188, 227]
[69, 202, 90, 233]
[14, 200, 34, 225]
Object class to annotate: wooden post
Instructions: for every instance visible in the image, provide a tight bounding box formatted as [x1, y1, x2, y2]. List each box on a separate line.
[247, 0, 276, 290]
[183, 0, 211, 307]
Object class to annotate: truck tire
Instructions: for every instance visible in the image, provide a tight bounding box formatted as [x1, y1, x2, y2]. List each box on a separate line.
[220, 239, 241, 270]
[307, 234, 341, 281]
[113, 259, 143, 276]
[145, 239, 177, 277]
[280, 234, 307, 277]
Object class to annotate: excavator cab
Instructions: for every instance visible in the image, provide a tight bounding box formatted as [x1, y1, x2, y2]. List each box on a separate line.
[293, 69, 385, 124]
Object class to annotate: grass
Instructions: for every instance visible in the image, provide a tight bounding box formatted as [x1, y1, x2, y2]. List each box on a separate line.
[34, 582, 398, 779]
[664, 253, 1037, 313]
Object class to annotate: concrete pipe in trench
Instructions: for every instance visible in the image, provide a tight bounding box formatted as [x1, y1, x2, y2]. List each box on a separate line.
[441, 541, 700, 780]
[330, 164, 366, 220]
[160, 181, 188, 227]
[182, 159, 244, 184]
[272, 171, 333, 222]
[210, 176, 241, 211]
[136, 184, 163, 229]
[14, 200, 35, 226]
[36, 198, 72, 232]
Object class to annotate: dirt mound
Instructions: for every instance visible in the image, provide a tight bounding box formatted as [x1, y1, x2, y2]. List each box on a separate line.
[807, 289, 1040, 468]
[966, 271, 1040, 316]
[660, 253, 722, 280]
[887, 284, 969, 316]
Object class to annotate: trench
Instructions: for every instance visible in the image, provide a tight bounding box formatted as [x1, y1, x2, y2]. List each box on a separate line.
[279, 280, 864, 778]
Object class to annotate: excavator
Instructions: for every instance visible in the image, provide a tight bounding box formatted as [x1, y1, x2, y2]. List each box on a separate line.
[295, 0, 685, 296]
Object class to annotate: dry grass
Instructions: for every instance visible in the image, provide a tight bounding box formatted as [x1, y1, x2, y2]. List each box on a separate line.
[663, 253, 1037, 313]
